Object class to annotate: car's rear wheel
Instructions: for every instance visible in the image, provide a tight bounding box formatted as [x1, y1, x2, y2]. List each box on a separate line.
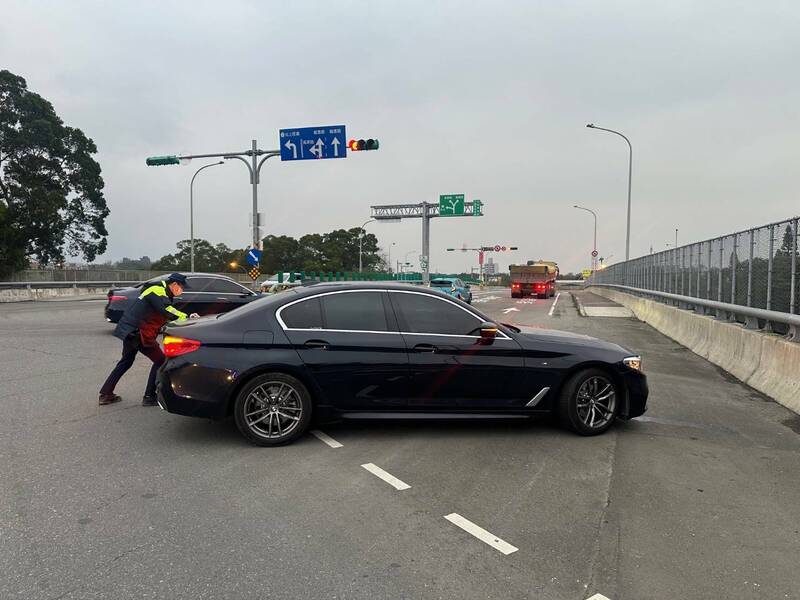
[234, 373, 312, 446]
[558, 368, 618, 435]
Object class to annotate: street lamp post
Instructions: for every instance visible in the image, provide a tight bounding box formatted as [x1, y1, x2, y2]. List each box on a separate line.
[358, 218, 376, 273]
[573, 205, 598, 270]
[190, 161, 225, 273]
[586, 124, 633, 262]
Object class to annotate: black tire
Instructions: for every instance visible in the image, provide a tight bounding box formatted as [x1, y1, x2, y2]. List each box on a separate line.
[233, 372, 312, 446]
[511, 293, 521, 299]
[557, 368, 619, 436]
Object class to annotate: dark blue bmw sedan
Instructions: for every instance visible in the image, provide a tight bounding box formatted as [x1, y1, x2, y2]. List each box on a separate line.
[156, 282, 647, 446]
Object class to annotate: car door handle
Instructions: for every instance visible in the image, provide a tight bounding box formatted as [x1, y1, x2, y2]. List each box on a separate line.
[412, 343, 438, 353]
[216, 297, 231, 301]
[303, 339, 330, 350]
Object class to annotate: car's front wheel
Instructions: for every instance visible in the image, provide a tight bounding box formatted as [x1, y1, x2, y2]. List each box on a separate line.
[557, 368, 618, 435]
[234, 373, 312, 446]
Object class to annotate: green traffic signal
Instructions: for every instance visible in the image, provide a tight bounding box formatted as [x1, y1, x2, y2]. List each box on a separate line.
[146, 155, 180, 166]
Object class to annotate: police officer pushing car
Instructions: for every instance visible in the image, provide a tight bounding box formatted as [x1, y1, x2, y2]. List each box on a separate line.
[99, 273, 198, 406]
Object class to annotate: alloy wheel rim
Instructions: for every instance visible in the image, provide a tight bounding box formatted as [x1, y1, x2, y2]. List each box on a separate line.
[243, 381, 302, 439]
[576, 376, 616, 429]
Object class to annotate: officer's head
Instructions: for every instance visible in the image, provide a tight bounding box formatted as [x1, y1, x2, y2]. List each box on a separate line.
[166, 273, 189, 296]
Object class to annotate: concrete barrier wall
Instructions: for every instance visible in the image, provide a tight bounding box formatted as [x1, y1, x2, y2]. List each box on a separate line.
[589, 286, 800, 415]
[0, 286, 110, 303]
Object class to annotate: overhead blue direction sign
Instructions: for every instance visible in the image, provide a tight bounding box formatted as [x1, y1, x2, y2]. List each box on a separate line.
[246, 248, 262, 266]
[279, 125, 347, 161]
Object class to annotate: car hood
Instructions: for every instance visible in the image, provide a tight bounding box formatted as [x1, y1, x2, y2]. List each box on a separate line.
[512, 325, 632, 354]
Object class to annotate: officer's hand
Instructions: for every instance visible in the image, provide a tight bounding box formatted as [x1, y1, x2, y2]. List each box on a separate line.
[189, 313, 200, 319]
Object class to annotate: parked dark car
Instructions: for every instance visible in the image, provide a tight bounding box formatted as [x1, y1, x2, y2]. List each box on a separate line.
[105, 273, 260, 323]
[157, 282, 647, 446]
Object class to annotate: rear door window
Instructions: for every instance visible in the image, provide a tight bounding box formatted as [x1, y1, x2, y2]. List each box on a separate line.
[204, 278, 249, 294]
[321, 292, 389, 332]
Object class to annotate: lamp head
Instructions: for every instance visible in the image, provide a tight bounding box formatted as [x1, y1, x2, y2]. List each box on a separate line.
[586, 123, 595, 128]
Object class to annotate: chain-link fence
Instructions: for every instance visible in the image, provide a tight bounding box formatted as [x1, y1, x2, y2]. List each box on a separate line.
[590, 216, 799, 331]
[4, 269, 253, 285]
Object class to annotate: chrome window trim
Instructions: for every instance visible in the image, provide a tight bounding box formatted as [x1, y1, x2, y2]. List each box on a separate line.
[275, 288, 510, 339]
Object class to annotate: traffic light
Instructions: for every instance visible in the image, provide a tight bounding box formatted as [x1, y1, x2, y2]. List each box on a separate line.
[348, 139, 380, 151]
[146, 155, 180, 166]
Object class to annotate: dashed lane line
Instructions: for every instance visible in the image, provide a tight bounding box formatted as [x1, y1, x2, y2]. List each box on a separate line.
[444, 513, 518, 555]
[311, 430, 343, 448]
[548, 292, 561, 316]
[361, 463, 411, 490]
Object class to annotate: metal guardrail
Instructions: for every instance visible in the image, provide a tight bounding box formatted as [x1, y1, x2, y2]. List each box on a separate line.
[589, 283, 800, 341]
[0, 281, 141, 289]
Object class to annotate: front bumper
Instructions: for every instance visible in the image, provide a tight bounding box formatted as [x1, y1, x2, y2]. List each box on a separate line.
[621, 370, 648, 419]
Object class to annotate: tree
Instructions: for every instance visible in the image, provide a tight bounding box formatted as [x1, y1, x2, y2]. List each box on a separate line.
[0, 70, 109, 277]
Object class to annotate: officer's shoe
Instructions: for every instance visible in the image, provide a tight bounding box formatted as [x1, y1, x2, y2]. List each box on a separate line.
[98, 393, 122, 406]
[142, 395, 158, 407]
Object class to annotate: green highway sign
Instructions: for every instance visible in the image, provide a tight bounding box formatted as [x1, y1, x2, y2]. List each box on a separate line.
[146, 155, 180, 166]
[439, 194, 465, 216]
[472, 199, 483, 216]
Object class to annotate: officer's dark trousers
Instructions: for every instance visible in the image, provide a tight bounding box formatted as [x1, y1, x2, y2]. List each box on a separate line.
[99, 334, 165, 397]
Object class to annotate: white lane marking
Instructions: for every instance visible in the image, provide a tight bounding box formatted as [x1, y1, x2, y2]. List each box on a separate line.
[548, 292, 561, 316]
[444, 513, 518, 555]
[502, 307, 520, 314]
[361, 463, 411, 490]
[311, 430, 343, 448]
[586, 594, 612, 600]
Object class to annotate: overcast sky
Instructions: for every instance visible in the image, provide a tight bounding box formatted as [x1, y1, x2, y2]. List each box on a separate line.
[2, 1, 798, 273]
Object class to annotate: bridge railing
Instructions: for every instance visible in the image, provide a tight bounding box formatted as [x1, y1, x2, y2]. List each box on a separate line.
[588, 216, 799, 333]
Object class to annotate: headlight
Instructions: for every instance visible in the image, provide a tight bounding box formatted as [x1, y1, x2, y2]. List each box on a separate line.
[623, 356, 642, 371]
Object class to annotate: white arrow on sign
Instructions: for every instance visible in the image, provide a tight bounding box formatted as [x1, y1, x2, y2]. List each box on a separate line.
[284, 140, 297, 159]
[331, 137, 341, 157]
[309, 138, 324, 158]
[502, 307, 520, 314]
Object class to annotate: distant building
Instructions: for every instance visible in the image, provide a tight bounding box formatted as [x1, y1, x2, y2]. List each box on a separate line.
[482, 257, 497, 276]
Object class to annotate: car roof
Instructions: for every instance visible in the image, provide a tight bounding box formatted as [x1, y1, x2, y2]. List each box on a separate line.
[287, 281, 437, 298]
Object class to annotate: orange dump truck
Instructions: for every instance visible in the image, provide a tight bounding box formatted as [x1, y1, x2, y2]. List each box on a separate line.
[510, 261, 559, 298]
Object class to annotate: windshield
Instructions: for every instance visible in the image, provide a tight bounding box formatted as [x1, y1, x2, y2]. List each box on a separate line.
[430, 279, 453, 286]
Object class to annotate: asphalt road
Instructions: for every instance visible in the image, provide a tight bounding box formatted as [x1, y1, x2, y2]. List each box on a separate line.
[1, 288, 799, 600]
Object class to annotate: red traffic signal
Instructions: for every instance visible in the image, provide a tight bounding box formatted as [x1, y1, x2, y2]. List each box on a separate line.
[348, 138, 380, 151]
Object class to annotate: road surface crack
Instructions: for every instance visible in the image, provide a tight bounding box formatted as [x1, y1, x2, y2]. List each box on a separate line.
[585, 430, 620, 597]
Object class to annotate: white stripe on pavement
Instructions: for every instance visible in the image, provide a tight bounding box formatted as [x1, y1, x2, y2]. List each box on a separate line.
[548, 292, 561, 316]
[586, 594, 612, 600]
[361, 463, 411, 490]
[310, 430, 343, 448]
[444, 513, 518, 555]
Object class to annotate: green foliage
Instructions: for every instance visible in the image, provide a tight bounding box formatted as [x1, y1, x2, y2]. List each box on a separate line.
[263, 228, 381, 273]
[0, 69, 109, 278]
[151, 239, 245, 273]
[151, 227, 385, 276]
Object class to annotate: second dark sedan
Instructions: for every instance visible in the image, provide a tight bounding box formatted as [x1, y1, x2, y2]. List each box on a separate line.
[157, 282, 647, 446]
[105, 273, 260, 323]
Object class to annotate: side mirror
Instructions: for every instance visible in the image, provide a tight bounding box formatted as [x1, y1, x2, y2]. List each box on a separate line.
[478, 322, 498, 345]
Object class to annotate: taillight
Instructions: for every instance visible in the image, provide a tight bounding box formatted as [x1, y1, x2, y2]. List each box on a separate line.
[108, 295, 126, 302]
[163, 336, 202, 357]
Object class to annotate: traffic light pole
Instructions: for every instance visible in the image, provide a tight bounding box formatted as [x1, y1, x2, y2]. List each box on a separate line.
[150, 140, 280, 252]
